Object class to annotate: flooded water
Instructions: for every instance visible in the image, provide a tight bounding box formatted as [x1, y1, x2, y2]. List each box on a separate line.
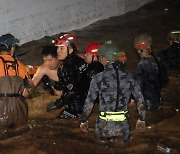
[0, 0, 180, 153]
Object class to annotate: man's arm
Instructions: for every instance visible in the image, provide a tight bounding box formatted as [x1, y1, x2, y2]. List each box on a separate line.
[81, 73, 101, 122]
[32, 65, 45, 87]
[80, 74, 100, 132]
[134, 63, 144, 90]
[131, 78, 146, 132]
[131, 79, 146, 121]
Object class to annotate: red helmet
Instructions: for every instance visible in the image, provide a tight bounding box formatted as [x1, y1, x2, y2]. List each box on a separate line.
[85, 43, 103, 56]
[55, 33, 78, 49]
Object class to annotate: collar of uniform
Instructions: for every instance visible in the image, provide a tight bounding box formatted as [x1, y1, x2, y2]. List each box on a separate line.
[106, 63, 114, 69]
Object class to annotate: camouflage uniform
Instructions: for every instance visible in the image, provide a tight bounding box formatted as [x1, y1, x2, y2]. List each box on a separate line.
[134, 55, 161, 110]
[81, 62, 145, 141]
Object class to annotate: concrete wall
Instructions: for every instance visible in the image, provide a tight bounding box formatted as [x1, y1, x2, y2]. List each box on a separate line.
[0, 0, 153, 44]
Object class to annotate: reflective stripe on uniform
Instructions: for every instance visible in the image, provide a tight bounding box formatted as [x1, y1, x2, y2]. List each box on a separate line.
[99, 111, 128, 121]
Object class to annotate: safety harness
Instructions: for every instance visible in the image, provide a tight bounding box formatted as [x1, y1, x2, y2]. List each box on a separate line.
[99, 62, 128, 122]
[0, 56, 21, 97]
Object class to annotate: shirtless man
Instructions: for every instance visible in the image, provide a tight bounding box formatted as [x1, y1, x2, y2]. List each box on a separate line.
[32, 46, 61, 96]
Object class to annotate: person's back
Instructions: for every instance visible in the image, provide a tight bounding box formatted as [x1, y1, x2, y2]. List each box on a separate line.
[0, 34, 34, 134]
[94, 63, 141, 112]
[0, 55, 28, 129]
[80, 42, 146, 143]
[134, 34, 163, 111]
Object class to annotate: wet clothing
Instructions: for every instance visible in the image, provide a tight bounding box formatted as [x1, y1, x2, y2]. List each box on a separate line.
[81, 62, 145, 141]
[56, 53, 88, 115]
[134, 55, 162, 111]
[41, 75, 61, 95]
[158, 42, 180, 71]
[87, 61, 104, 80]
[86, 61, 104, 103]
[0, 55, 32, 131]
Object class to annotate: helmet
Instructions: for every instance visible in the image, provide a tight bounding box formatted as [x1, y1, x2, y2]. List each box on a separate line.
[168, 30, 180, 42]
[55, 33, 78, 50]
[134, 34, 152, 52]
[118, 52, 127, 62]
[85, 43, 103, 56]
[0, 33, 19, 51]
[98, 41, 126, 62]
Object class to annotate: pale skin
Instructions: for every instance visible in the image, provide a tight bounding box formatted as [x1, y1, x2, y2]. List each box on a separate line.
[98, 56, 108, 67]
[84, 52, 98, 64]
[32, 55, 62, 96]
[56, 45, 73, 61]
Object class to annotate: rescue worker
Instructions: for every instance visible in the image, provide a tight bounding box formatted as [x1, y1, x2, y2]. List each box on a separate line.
[47, 33, 89, 119]
[134, 34, 166, 111]
[0, 33, 34, 134]
[158, 30, 180, 72]
[80, 42, 146, 143]
[32, 46, 62, 96]
[84, 42, 104, 80]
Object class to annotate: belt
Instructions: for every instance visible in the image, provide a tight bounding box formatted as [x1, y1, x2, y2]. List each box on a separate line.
[0, 93, 22, 97]
[99, 111, 128, 121]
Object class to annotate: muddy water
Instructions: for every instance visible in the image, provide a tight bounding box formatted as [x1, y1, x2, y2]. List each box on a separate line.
[0, 0, 180, 153]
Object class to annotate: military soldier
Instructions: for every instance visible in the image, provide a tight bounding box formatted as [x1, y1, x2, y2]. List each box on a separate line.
[80, 42, 146, 143]
[158, 30, 180, 72]
[0, 34, 34, 134]
[134, 34, 168, 111]
[47, 33, 89, 119]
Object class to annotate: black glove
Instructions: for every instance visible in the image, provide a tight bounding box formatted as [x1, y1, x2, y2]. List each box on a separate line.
[41, 76, 55, 95]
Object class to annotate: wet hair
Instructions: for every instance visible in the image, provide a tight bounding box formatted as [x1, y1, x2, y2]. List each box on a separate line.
[41, 46, 57, 58]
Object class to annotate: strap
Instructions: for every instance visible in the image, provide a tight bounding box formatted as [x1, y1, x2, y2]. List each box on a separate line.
[0, 56, 19, 76]
[0, 56, 8, 75]
[100, 111, 128, 115]
[0, 93, 21, 97]
[112, 62, 120, 112]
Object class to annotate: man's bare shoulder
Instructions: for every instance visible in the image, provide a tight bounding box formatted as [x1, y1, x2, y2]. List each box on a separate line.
[37, 64, 50, 73]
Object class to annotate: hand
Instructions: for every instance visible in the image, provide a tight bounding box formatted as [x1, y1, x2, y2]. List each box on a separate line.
[136, 119, 145, 132]
[80, 121, 89, 133]
[130, 99, 135, 107]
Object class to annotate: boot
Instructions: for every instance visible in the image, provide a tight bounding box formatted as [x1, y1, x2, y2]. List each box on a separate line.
[57, 109, 78, 119]
[46, 99, 64, 112]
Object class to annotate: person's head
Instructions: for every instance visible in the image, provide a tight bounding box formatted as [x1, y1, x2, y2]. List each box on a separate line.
[84, 42, 102, 64]
[55, 33, 78, 60]
[98, 41, 127, 66]
[167, 30, 180, 46]
[0, 33, 19, 56]
[134, 34, 152, 58]
[41, 46, 59, 70]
